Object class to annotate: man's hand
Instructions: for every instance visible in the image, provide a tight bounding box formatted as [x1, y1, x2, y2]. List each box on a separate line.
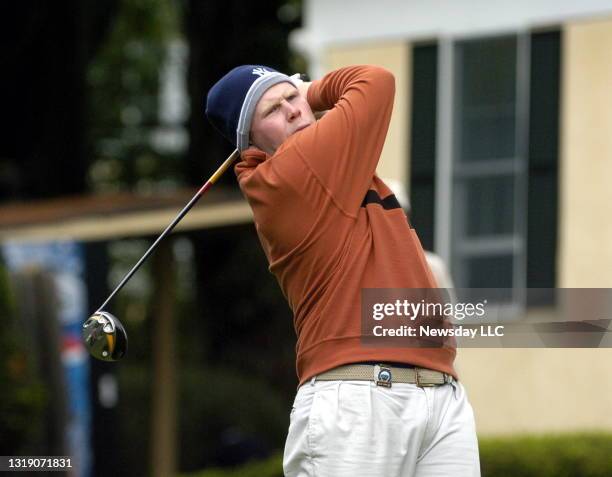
[297, 80, 312, 99]
[291, 74, 326, 118]
[290, 73, 311, 98]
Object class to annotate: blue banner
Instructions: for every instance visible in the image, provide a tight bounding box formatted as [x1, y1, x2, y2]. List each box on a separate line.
[2, 241, 91, 477]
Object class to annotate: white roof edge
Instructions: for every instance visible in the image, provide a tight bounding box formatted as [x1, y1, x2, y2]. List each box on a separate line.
[293, 0, 612, 68]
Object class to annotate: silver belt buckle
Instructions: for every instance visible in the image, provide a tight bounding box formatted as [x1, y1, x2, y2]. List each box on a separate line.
[374, 364, 392, 387]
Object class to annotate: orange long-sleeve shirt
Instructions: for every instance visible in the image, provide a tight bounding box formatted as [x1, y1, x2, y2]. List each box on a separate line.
[235, 66, 456, 386]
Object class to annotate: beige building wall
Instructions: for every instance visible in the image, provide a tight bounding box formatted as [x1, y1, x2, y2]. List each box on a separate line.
[462, 16, 612, 436]
[320, 27, 612, 436]
[559, 17, 612, 288]
[324, 42, 411, 187]
[457, 348, 612, 435]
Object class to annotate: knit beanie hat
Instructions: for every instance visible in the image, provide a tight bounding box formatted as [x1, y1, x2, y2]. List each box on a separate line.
[205, 65, 298, 151]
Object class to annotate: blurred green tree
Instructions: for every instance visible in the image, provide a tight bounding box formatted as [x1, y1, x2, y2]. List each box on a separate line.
[87, 0, 184, 192]
[0, 262, 46, 455]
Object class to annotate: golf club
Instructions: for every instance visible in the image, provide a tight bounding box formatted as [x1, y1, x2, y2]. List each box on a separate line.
[82, 149, 240, 361]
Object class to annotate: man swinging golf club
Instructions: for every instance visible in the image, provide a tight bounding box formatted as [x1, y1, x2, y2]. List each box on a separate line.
[206, 64, 480, 476]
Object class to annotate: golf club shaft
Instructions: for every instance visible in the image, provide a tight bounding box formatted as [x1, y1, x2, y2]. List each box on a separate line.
[95, 149, 240, 313]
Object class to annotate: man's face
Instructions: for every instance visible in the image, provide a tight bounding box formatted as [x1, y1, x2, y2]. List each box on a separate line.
[250, 82, 316, 155]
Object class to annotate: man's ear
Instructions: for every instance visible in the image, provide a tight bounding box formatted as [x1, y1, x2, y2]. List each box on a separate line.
[247, 134, 258, 150]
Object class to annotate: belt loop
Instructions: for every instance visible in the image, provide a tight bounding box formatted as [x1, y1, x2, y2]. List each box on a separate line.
[310, 375, 316, 386]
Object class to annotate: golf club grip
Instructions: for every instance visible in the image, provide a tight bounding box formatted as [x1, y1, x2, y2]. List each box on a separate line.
[95, 149, 240, 313]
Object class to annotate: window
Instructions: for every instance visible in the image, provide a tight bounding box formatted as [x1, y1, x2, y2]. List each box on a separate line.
[410, 30, 560, 305]
[451, 35, 526, 294]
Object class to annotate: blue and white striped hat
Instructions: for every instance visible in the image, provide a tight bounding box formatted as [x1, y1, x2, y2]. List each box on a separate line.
[205, 65, 298, 151]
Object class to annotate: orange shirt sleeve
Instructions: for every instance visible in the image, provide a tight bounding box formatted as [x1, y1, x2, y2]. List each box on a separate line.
[295, 65, 395, 216]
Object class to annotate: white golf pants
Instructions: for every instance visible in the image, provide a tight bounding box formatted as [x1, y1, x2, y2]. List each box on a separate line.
[283, 378, 480, 477]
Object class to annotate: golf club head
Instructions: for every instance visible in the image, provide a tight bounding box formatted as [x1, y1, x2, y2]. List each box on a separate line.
[82, 311, 128, 361]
